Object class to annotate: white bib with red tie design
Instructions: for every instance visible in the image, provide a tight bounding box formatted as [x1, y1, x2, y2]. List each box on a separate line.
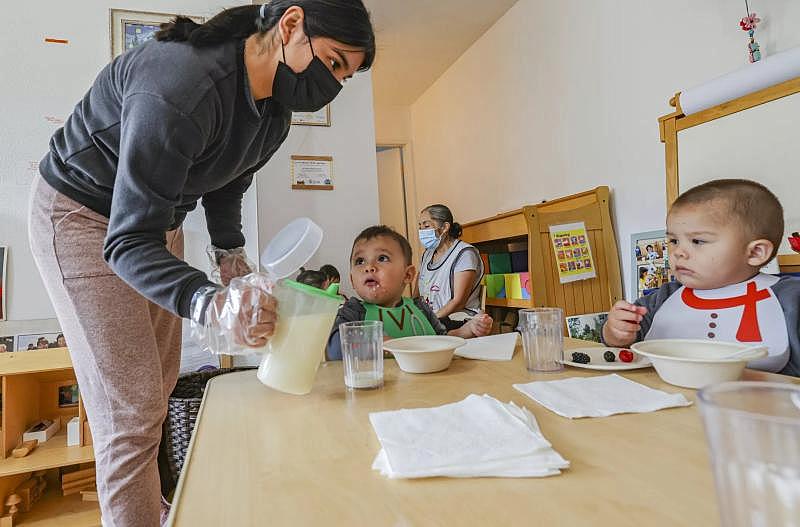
[645, 273, 789, 366]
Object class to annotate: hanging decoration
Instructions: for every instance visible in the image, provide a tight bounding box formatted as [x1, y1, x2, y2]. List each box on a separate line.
[739, 1, 761, 63]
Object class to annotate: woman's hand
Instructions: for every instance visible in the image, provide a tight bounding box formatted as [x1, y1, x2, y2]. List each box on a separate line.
[191, 273, 278, 355]
[208, 246, 254, 286]
[450, 313, 493, 339]
[222, 276, 278, 347]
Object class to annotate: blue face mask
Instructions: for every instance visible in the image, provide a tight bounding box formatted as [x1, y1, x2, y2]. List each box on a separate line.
[419, 228, 439, 250]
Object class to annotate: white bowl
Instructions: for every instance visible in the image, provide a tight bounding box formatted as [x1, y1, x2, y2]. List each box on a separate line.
[384, 336, 466, 374]
[630, 339, 768, 389]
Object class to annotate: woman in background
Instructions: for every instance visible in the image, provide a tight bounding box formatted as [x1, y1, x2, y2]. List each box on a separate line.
[417, 204, 484, 329]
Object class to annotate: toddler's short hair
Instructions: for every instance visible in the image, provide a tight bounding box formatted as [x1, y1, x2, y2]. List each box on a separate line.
[671, 179, 784, 261]
[351, 226, 413, 265]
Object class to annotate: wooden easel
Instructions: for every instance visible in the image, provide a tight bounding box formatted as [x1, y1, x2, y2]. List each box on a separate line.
[658, 76, 800, 273]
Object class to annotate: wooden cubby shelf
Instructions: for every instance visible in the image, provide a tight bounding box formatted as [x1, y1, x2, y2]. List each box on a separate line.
[485, 298, 534, 309]
[0, 432, 94, 478]
[461, 187, 623, 323]
[1, 346, 97, 525]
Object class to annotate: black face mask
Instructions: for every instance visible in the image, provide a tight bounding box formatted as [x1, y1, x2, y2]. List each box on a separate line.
[272, 36, 342, 112]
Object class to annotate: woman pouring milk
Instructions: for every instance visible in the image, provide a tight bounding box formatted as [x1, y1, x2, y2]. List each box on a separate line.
[28, 2, 375, 525]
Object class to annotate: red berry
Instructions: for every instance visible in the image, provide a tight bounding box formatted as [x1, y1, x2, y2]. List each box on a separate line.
[619, 349, 634, 363]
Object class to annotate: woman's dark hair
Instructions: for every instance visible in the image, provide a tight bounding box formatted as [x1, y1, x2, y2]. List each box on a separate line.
[422, 204, 462, 240]
[319, 264, 340, 281]
[156, 1, 375, 71]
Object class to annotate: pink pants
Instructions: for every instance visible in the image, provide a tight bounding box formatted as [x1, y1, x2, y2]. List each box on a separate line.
[28, 176, 182, 526]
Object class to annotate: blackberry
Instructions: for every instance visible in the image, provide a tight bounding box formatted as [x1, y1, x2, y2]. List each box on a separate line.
[571, 352, 590, 364]
[603, 350, 616, 362]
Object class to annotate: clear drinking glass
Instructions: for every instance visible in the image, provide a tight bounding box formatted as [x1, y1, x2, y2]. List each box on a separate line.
[697, 381, 800, 527]
[340, 320, 384, 390]
[519, 308, 564, 372]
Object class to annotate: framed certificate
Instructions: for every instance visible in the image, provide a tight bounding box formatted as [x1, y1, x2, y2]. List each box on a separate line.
[291, 155, 334, 190]
[291, 106, 331, 126]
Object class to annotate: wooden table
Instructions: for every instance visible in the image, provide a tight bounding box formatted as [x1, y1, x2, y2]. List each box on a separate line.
[168, 338, 797, 526]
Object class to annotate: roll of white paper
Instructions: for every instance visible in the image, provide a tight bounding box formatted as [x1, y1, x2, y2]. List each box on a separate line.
[679, 46, 800, 116]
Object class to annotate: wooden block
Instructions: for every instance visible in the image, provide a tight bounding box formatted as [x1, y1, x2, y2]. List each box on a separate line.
[83, 421, 93, 446]
[0, 514, 13, 527]
[80, 489, 98, 502]
[11, 440, 38, 458]
[62, 476, 95, 493]
[61, 467, 95, 484]
[63, 483, 95, 496]
[15, 479, 36, 513]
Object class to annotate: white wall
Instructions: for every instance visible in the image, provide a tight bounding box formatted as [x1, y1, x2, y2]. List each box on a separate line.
[374, 103, 412, 145]
[256, 71, 380, 299]
[0, 1, 237, 323]
[408, 0, 800, 300]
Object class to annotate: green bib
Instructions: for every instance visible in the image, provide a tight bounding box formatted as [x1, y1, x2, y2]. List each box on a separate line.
[364, 298, 437, 338]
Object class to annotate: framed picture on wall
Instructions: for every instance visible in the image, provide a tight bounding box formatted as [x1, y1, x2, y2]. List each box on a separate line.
[110, 9, 205, 58]
[0, 335, 13, 353]
[290, 155, 334, 190]
[58, 383, 80, 408]
[566, 312, 608, 343]
[630, 230, 674, 299]
[16, 332, 64, 351]
[0, 246, 6, 321]
[291, 106, 331, 126]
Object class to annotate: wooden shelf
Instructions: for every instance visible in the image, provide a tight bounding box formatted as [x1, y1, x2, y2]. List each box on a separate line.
[485, 298, 533, 309]
[15, 484, 100, 526]
[0, 431, 93, 478]
[0, 348, 72, 376]
[778, 253, 800, 265]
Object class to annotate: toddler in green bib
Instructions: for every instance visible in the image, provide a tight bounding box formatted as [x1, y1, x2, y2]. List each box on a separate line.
[327, 226, 492, 360]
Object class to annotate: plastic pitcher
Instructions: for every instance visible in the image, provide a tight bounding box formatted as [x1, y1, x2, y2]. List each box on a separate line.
[257, 280, 341, 395]
[254, 218, 342, 395]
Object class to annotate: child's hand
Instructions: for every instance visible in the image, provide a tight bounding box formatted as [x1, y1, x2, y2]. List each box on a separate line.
[465, 313, 493, 337]
[603, 301, 647, 346]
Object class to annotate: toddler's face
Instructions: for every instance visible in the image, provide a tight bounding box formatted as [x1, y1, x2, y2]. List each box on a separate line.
[666, 203, 756, 289]
[350, 236, 414, 307]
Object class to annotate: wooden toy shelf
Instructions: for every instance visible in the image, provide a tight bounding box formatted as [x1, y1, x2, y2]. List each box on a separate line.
[0, 347, 98, 526]
[461, 186, 623, 319]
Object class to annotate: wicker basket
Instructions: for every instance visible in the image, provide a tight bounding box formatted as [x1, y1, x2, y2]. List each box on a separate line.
[159, 367, 254, 493]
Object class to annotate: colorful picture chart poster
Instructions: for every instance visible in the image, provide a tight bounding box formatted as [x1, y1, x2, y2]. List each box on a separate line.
[549, 222, 596, 284]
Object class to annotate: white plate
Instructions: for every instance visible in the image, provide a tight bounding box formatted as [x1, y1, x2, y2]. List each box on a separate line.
[560, 347, 651, 371]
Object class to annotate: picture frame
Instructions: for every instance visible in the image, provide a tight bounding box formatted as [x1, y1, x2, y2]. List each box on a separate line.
[16, 332, 65, 351]
[566, 312, 609, 343]
[58, 383, 80, 408]
[0, 246, 6, 321]
[290, 155, 334, 190]
[630, 230, 674, 299]
[291, 106, 331, 127]
[110, 9, 205, 59]
[0, 335, 14, 353]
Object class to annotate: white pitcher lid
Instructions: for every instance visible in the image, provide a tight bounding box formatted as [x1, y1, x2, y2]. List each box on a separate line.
[260, 218, 323, 279]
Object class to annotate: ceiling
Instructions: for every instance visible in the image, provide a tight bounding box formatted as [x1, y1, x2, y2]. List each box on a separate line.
[363, 0, 518, 107]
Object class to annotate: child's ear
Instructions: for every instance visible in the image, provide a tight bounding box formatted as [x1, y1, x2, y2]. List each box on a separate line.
[746, 239, 774, 267]
[403, 264, 416, 284]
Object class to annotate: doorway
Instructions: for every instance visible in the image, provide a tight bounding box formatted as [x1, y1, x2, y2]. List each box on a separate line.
[376, 145, 410, 239]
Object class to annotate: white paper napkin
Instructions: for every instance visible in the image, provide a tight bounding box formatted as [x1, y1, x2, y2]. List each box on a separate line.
[513, 374, 691, 419]
[455, 332, 518, 361]
[369, 394, 568, 479]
